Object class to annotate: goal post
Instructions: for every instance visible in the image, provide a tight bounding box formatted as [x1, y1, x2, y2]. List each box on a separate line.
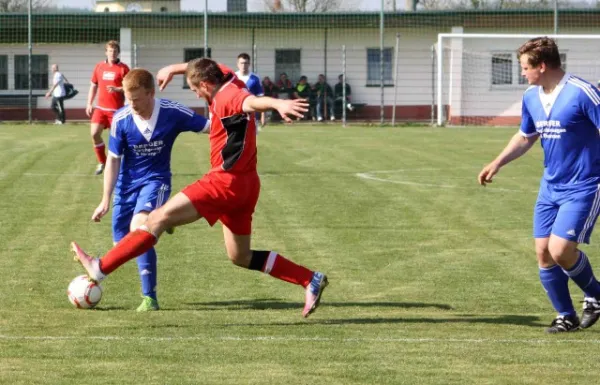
[436, 33, 600, 127]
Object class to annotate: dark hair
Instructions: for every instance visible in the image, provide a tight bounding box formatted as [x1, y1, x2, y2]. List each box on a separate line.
[517, 37, 561, 69]
[186, 58, 225, 87]
[338, 74, 344, 79]
[299, 75, 307, 81]
[237, 52, 250, 61]
[280, 72, 288, 78]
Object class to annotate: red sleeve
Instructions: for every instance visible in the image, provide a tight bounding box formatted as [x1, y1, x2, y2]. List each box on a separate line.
[218, 86, 252, 116]
[123, 63, 130, 76]
[91, 63, 99, 84]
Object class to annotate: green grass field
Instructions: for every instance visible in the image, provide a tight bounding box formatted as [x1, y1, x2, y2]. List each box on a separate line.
[0, 123, 598, 384]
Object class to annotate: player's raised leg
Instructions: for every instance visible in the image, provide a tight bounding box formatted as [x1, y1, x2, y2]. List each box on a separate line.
[72, 192, 201, 282]
[221, 223, 328, 318]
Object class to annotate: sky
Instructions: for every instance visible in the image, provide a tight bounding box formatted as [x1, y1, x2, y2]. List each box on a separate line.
[55, 0, 387, 11]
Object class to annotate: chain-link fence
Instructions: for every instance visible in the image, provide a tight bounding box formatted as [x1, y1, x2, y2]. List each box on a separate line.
[0, 6, 598, 125]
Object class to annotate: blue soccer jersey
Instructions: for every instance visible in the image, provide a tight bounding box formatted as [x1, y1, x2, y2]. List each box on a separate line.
[520, 74, 600, 186]
[235, 71, 264, 96]
[108, 98, 209, 194]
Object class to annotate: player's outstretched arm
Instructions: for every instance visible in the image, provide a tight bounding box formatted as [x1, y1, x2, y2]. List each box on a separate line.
[478, 132, 538, 186]
[92, 155, 121, 222]
[157, 63, 188, 91]
[243, 96, 309, 123]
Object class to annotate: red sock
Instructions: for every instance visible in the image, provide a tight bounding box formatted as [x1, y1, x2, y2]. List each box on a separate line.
[99, 229, 156, 274]
[263, 252, 314, 287]
[94, 143, 107, 164]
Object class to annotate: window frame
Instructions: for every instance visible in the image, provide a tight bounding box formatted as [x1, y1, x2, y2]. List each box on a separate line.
[274, 49, 302, 84]
[183, 48, 211, 89]
[0, 55, 7, 90]
[14, 54, 48, 90]
[366, 47, 394, 87]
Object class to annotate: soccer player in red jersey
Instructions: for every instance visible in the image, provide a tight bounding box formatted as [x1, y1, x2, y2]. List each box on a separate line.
[72, 59, 328, 318]
[87, 40, 130, 175]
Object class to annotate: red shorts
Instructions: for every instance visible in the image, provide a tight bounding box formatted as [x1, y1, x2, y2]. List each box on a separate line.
[91, 109, 115, 128]
[181, 171, 260, 235]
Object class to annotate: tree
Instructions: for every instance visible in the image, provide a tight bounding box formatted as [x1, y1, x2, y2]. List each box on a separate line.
[0, 0, 53, 12]
[263, 0, 345, 12]
[415, 0, 568, 9]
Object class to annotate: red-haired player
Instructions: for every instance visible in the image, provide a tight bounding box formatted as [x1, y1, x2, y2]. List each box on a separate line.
[72, 59, 328, 317]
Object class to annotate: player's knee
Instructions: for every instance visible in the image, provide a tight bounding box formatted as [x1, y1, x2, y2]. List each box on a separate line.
[146, 208, 170, 233]
[227, 250, 251, 268]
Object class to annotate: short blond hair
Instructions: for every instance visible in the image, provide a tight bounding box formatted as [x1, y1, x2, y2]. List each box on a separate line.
[105, 40, 120, 53]
[123, 68, 155, 92]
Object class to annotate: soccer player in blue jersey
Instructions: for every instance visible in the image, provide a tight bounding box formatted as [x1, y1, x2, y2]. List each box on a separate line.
[478, 37, 600, 333]
[235, 53, 265, 129]
[90, 68, 209, 311]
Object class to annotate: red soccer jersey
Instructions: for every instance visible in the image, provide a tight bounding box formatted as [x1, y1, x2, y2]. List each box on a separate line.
[91, 60, 130, 111]
[208, 67, 257, 174]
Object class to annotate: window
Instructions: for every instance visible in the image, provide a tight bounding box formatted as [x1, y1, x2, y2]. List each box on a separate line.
[492, 52, 567, 87]
[14, 55, 48, 90]
[0, 55, 7, 90]
[275, 49, 301, 83]
[183, 48, 211, 88]
[160, 6, 167, 12]
[367, 48, 393, 86]
[492, 54, 512, 85]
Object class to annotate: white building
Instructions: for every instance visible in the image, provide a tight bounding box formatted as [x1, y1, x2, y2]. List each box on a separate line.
[0, 10, 598, 123]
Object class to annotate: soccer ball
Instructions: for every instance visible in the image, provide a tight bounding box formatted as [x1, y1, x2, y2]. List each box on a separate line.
[67, 275, 103, 309]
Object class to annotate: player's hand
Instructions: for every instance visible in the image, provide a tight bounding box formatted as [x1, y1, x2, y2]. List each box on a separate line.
[156, 66, 175, 91]
[106, 86, 119, 93]
[276, 99, 309, 123]
[86, 104, 94, 117]
[45, 92, 51, 99]
[91, 201, 110, 222]
[478, 162, 500, 186]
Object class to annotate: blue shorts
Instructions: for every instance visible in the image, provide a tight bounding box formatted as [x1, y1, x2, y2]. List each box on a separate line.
[533, 180, 600, 244]
[112, 181, 171, 242]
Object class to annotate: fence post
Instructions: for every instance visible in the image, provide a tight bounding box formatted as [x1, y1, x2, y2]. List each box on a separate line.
[28, 0, 33, 124]
[342, 44, 346, 127]
[392, 33, 400, 126]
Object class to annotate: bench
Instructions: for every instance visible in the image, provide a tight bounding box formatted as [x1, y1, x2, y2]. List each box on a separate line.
[0, 94, 43, 108]
[334, 101, 366, 119]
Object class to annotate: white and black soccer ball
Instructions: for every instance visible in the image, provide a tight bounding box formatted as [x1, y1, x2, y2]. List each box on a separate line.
[67, 275, 102, 309]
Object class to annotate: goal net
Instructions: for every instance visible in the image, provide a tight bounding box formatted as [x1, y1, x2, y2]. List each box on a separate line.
[436, 33, 600, 126]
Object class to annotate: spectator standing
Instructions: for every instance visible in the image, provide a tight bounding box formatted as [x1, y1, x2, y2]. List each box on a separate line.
[45, 64, 68, 125]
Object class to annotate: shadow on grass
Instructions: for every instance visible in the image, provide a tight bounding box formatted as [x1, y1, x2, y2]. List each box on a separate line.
[225, 314, 543, 328]
[183, 298, 453, 311]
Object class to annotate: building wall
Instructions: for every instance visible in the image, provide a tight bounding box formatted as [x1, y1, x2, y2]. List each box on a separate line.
[95, 1, 180, 12]
[131, 27, 442, 110]
[445, 28, 600, 124]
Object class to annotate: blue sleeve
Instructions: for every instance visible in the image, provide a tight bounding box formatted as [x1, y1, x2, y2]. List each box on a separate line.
[108, 119, 125, 157]
[520, 97, 537, 137]
[177, 105, 209, 133]
[579, 84, 600, 128]
[250, 75, 264, 96]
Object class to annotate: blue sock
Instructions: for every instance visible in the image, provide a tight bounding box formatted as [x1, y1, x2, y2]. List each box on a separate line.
[564, 251, 600, 299]
[540, 264, 575, 316]
[137, 247, 157, 300]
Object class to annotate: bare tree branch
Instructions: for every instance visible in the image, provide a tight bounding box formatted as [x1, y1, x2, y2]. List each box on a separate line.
[0, 0, 53, 12]
[263, 0, 346, 12]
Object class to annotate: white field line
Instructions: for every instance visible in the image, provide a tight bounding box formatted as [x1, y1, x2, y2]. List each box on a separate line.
[356, 169, 538, 193]
[0, 335, 598, 344]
